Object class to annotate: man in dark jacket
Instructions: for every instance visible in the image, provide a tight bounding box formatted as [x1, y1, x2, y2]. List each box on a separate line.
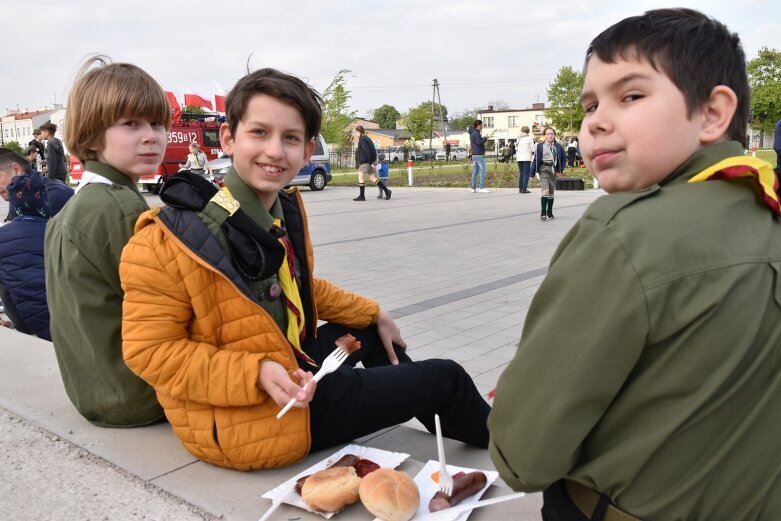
[40, 122, 68, 183]
[468, 120, 494, 192]
[353, 125, 391, 201]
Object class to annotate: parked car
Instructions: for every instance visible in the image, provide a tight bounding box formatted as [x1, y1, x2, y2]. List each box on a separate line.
[411, 148, 437, 161]
[388, 146, 406, 162]
[435, 147, 469, 161]
[208, 134, 332, 191]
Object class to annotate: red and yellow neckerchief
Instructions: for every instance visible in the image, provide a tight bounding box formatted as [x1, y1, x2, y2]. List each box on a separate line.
[688, 155, 780, 215]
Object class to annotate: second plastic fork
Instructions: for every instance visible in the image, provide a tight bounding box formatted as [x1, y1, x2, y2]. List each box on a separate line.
[434, 413, 454, 497]
[276, 347, 348, 419]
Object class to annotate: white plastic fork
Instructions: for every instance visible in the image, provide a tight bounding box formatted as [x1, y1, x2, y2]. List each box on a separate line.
[276, 347, 349, 419]
[434, 413, 454, 497]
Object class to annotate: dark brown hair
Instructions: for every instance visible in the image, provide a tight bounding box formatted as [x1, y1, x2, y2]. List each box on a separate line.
[225, 68, 322, 140]
[585, 8, 749, 147]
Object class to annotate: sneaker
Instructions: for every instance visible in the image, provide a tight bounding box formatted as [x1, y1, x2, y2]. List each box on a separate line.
[353, 196, 366, 201]
[547, 213, 555, 220]
[385, 189, 392, 200]
[377, 194, 384, 199]
[540, 215, 548, 221]
[470, 188, 476, 193]
[478, 188, 490, 193]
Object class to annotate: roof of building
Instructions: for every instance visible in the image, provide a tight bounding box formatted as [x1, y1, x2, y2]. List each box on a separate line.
[366, 128, 413, 139]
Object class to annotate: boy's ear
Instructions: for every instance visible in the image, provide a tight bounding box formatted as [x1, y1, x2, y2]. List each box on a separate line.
[699, 85, 738, 145]
[303, 137, 315, 163]
[219, 123, 235, 156]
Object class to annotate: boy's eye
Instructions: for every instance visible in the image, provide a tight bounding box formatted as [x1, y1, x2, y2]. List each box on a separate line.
[123, 120, 138, 127]
[622, 94, 643, 103]
[285, 134, 302, 143]
[250, 128, 267, 136]
[583, 103, 598, 114]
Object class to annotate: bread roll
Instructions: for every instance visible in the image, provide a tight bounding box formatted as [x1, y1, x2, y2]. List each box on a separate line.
[359, 468, 420, 521]
[301, 466, 361, 513]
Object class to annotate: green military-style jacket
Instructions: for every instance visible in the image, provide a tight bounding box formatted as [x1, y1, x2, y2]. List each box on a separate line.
[45, 161, 164, 427]
[489, 142, 781, 521]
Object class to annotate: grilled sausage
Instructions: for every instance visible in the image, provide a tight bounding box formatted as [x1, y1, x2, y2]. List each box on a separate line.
[428, 471, 488, 512]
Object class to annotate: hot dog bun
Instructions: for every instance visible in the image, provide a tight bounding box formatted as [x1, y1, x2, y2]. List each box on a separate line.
[301, 466, 361, 513]
[359, 468, 420, 521]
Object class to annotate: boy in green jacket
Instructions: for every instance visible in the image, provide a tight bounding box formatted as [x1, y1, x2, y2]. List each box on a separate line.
[44, 57, 170, 427]
[489, 8, 781, 521]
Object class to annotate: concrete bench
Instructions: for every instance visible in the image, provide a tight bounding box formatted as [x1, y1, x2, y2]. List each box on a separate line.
[0, 327, 543, 520]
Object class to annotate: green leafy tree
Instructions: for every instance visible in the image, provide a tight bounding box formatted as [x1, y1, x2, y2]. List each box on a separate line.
[545, 66, 585, 134]
[370, 104, 401, 129]
[182, 105, 205, 114]
[747, 47, 781, 142]
[401, 106, 434, 142]
[321, 69, 357, 145]
[416, 100, 448, 120]
[3, 141, 23, 153]
[449, 108, 479, 130]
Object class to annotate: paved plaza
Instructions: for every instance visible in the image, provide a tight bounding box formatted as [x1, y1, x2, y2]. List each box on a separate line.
[0, 184, 604, 520]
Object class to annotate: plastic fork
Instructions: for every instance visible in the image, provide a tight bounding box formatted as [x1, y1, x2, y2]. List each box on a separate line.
[434, 413, 454, 497]
[276, 347, 349, 419]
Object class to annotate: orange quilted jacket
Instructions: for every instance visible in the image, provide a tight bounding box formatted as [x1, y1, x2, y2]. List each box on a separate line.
[119, 189, 379, 470]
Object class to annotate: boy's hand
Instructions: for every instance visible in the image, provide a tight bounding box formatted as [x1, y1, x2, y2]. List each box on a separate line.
[376, 309, 407, 365]
[258, 360, 315, 409]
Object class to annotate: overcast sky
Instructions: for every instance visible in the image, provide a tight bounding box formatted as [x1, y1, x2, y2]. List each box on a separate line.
[4, 0, 780, 119]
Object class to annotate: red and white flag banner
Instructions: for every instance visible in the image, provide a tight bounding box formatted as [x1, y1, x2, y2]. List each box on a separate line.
[184, 87, 213, 110]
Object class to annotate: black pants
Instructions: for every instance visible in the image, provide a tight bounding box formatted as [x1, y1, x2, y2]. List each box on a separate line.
[542, 480, 609, 521]
[305, 323, 490, 452]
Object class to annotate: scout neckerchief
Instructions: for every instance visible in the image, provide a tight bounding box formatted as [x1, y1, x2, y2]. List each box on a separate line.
[688, 155, 781, 215]
[272, 217, 308, 359]
[159, 171, 315, 364]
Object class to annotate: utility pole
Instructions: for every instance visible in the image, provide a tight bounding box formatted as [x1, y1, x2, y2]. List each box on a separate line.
[430, 79, 448, 159]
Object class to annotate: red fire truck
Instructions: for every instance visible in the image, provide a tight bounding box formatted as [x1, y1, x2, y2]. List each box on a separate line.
[68, 116, 224, 194]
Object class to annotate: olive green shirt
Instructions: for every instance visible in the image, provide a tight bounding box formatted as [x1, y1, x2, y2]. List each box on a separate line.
[196, 167, 287, 330]
[45, 161, 164, 427]
[489, 142, 781, 521]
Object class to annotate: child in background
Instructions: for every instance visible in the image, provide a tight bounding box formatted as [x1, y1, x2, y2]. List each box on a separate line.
[376, 152, 389, 198]
[489, 8, 781, 521]
[45, 56, 169, 427]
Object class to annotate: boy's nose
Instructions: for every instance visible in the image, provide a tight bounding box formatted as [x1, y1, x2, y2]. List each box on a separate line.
[264, 137, 284, 158]
[140, 122, 160, 141]
[585, 107, 611, 134]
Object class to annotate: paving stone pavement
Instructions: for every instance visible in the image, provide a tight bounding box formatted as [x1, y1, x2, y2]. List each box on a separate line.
[0, 184, 605, 520]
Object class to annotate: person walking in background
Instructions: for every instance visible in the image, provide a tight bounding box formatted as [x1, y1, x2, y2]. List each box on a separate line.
[468, 120, 493, 193]
[376, 152, 389, 198]
[24, 146, 41, 173]
[516, 126, 535, 193]
[179, 142, 209, 178]
[28, 129, 46, 172]
[39, 122, 67, 183]
[353, 125, 391, 201]
[533, 127, 566, 220]
[567, 137, 579, 167]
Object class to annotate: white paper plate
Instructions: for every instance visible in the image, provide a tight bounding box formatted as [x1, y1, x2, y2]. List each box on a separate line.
[262, 444, 410, 518]
[402, 460, 498, 521]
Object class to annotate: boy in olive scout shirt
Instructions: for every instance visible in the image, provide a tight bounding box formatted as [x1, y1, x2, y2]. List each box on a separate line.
[45, 57, 169, 427]
[489, 9, 781, 521]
